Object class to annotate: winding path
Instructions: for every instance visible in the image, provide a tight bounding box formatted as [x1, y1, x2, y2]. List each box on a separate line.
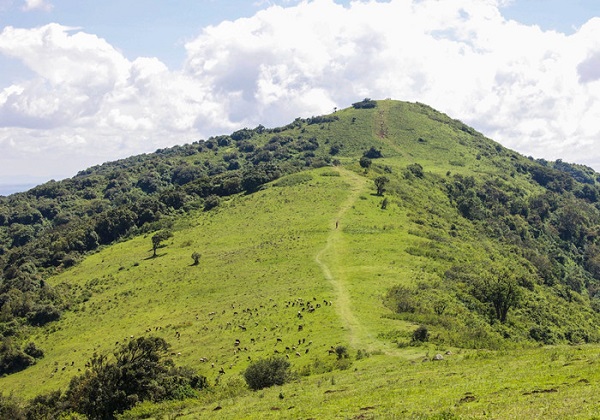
[315, 167, 368, 348]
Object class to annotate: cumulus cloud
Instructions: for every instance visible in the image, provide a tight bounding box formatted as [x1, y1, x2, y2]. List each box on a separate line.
[1, 0, 600, 183]
[22, 0, 52, 12]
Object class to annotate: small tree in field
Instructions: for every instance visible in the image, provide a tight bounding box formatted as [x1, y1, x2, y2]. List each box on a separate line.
[151, 230, 172, 258]
[243, 356, 291, 390]
[191, 252, 201, 266]
[374, 176, 389, 196]
[359, 156, 372, 170]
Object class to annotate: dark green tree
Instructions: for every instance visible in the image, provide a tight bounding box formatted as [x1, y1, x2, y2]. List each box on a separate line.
[374, 176, 389, 196]
[243, 356, 291, 390]
[151, 230, 172, 258]
[471, 271, 521, 323]
[359, 156, 372, 170]
[64, 336, 206, 419]
[191, 252, 201, 266]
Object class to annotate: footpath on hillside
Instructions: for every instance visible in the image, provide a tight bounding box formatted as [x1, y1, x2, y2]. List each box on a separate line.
[315, 167, 378, 352]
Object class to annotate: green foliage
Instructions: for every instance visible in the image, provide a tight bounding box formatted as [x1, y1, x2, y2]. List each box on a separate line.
[334, 345, 349, 360]
[63, 336, 206, 419]
[412, 325, 429, 343]
[374, 176, 389, 196]
[352, 98, 377, 109]
[0, 393, 25, 420]
[0, 339, 43, 375]
[359, 156, 372, 169]
[243, 356, 291, 391]
[191, 251, 201, 266]
[363, 146, 383, 159]
[203, 194, 220, 211]
[151, 230, 173, 258]
[469, 271, 521, 323]
[405, 163, 424, 179]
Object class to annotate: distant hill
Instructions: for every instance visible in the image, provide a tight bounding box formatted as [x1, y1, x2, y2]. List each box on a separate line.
[2, 99, 600, 418]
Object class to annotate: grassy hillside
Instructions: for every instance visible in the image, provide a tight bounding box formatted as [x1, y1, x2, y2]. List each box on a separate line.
[2, 99, 600, 418]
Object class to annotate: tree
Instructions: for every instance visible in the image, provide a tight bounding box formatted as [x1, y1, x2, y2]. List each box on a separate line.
[64, 336, 206, 419]
[363, 147, 382, 159]
[352, 98, 377, 109]
[243, 356, 291, 390]
[374, 176, 389, 196]
[151, 230, 172, 258]
[471, 271, 521, 323]
[191, 252, 201, 266]
[359, 156, 372, 170]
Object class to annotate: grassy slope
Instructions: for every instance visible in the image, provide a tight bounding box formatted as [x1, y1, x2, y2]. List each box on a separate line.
[3, 100, 600, 418]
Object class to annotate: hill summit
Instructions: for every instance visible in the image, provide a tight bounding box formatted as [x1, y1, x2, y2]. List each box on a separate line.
[2, 99, 600, 418]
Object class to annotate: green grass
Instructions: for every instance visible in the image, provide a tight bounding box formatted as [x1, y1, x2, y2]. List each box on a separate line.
[120, 345, 600, 419]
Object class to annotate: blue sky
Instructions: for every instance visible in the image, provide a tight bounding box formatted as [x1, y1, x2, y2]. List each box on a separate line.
[0, 0, 600, 194]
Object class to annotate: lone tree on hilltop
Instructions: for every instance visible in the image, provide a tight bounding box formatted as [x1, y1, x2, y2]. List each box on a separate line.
[374, 176, 389, 196]
[151, 230, 172, 258]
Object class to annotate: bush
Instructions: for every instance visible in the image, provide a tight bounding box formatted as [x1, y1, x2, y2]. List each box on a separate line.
[243, 356, 291, 390]
[359, 157, 372, 169]
[352, 98, 377, 109]
[203, 195, 220, 211]
[64, 336, 207, 419]
[412, 325, 429, 343]
[335, 345, 349, 359]
[363, 147, 382, 159]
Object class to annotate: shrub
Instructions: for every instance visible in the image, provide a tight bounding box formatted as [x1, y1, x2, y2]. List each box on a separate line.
[334, 345, 349, 360]
[359, 157, 372, 169]
[352, 98, 377, 109]
[363, 147, 383, 159]
[64, 336, 207, 419]
[203, 195, 220, 211]
[243, 356, 291, 390]
[412, 325, 429, 343]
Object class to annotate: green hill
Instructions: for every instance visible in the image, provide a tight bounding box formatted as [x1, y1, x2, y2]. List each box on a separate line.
[2, 99, 600, 418]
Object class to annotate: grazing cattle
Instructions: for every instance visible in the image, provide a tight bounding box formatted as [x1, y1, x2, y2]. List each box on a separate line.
[295, 352, 301, 357]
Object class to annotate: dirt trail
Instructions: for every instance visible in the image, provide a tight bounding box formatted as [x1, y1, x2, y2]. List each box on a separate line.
[315, 167, 368, 349]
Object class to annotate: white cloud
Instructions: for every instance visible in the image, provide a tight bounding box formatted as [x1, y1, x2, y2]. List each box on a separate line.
[1, 0, 600, 184]
[22, 0, 52, 12]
